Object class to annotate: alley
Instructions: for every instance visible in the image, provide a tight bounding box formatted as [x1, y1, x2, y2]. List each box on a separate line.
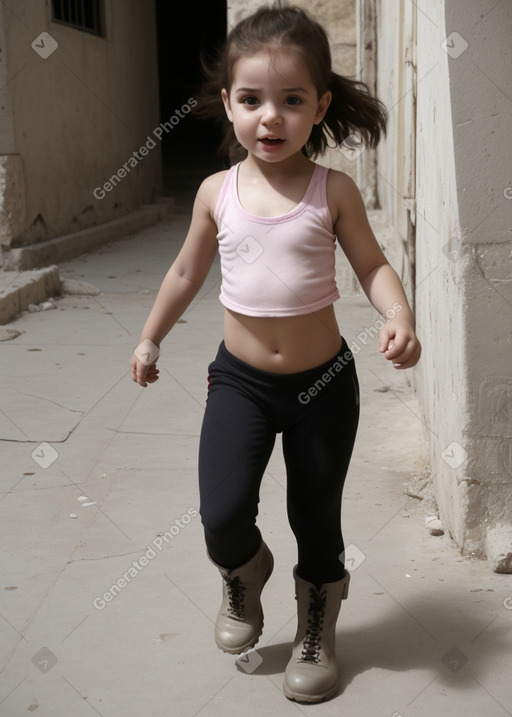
[1, 215, 511, 716]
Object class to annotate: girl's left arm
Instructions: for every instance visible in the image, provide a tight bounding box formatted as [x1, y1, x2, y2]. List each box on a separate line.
[330, 172, 421, 370]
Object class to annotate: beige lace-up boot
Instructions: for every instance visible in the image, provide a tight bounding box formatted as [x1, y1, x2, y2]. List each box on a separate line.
[284, 566, 350, 703]
[208, 540, 274, 654]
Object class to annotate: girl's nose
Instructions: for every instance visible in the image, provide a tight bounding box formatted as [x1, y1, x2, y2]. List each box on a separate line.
[261, 103, 283, 126]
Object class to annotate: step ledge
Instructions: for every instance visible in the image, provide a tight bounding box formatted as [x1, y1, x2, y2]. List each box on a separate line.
[2, 199, 174, 271]
[0, 265, 61, 325]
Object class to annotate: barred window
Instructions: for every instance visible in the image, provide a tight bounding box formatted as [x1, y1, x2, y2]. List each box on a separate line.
[52, 0, 102, 36]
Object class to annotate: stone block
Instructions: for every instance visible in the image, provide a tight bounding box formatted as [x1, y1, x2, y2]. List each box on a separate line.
[485, 524, 512, 574]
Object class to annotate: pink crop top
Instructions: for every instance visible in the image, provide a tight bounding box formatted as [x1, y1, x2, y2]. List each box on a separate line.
[214, 162, 340, 317]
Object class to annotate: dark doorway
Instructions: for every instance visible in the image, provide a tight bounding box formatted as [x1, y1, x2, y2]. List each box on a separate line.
[155, 0, 227, 208]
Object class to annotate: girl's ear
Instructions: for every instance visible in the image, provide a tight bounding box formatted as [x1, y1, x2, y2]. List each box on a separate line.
[313, 90, 332, 125]
[221, 89, 233, 123]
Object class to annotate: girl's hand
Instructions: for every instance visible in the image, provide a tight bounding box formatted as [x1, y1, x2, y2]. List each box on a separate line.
[130, 354, 160, 387]
[378, 320, 421, 369]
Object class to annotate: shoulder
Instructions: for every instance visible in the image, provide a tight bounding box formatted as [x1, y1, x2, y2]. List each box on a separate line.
[199, 168, 231, 194]
[196, 169, 231, 218]
[326, 168, 366, 227]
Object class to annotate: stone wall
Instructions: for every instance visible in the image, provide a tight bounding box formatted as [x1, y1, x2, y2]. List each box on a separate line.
[0, 0, 161, 265]
[374, 0, 512, 569]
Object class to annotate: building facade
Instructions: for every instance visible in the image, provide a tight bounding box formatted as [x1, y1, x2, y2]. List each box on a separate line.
[0, 1, 161, 268]
[363, 0, 512, 570]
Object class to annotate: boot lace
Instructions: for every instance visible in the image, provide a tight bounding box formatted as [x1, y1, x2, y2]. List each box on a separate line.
[299, 588, 326, 663]
[223, 575, 245, 619]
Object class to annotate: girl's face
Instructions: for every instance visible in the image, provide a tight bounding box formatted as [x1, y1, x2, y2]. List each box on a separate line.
[222, 50, 331, 163]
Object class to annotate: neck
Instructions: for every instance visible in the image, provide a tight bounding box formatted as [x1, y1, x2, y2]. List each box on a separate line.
[243, 151, 313, 177]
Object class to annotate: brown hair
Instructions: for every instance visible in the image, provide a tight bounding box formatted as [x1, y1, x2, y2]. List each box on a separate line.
[194, 3, 387, 161]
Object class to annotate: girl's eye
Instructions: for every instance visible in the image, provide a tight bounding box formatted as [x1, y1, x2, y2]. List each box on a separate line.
[286, 96, 301, 105]
[242, 96, 259, 105]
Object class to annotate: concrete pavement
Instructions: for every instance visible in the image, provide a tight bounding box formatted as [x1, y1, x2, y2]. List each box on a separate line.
[1, 207, 512, 716]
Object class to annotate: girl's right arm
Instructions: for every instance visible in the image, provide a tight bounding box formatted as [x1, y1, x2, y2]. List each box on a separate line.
[131, 174, 223, 386]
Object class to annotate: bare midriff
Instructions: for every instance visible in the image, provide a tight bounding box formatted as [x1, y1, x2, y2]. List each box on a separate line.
[223, 304, 343, 373]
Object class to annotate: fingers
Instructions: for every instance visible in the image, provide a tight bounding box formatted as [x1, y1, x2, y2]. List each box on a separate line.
[385, 338, 421, 369]
[378, 324, 421, 369]
[378, 326, 393, 354]
[389, 341, 422, 369]
[130, 356, 159, 387]
[145, 365, 160, 383]
[384, 338, 403, 361]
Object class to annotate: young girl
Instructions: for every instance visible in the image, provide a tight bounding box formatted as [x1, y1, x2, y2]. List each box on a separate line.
[131, 3, 421, 704]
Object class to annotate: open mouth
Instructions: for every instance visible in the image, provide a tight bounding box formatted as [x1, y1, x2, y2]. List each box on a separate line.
[259, 137, 285, 146]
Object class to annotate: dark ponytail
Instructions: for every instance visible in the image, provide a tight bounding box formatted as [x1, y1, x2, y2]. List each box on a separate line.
[305, 72, 388, 158]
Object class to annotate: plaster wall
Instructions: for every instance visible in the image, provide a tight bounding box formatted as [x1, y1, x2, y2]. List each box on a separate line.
[379, 0, 512, 565]
[413, 0, 470, 552]
[0, 0, 161, 257]
[442, 0, 512, 561]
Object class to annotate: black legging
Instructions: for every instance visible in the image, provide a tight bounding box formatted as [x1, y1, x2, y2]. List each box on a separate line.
[198, 338, 360, 586]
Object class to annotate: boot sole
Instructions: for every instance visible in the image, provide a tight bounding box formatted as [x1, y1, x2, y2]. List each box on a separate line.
[283, 680, 339, 703]
[215, 549, 274, 655]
